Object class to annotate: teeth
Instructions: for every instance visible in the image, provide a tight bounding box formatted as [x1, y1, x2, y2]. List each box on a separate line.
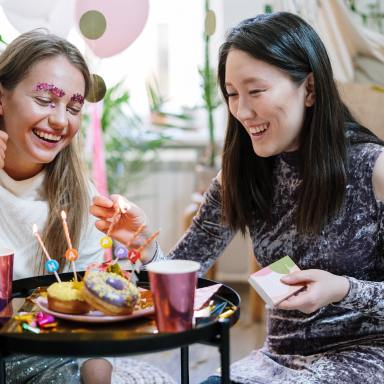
[33, 129, 61, 142]
[249, 123, 268, 134]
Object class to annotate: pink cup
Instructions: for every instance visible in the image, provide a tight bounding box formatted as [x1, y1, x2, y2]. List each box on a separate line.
[147, 260, 200, 332]
[0, 249, 14, 311]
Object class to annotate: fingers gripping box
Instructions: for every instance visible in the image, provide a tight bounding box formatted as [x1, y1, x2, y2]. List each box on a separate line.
[248, 256, 305, 306]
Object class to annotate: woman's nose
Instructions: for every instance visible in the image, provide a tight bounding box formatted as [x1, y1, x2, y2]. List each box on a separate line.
[48, 105, 68, 130]
[236, 97, 255, 122]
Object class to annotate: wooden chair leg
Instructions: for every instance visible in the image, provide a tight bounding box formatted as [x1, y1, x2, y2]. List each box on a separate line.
[204, 263, 217, 281]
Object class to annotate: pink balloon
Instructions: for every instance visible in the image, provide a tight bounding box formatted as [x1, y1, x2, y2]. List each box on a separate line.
[75, 0, 149, 58]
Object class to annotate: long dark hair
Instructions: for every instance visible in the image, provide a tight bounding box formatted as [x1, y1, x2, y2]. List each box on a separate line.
[0, 30, 91, 273]
[218, 12, 381, 235]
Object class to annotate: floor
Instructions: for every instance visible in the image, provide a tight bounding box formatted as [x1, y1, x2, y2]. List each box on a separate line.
[134, 282, 267, 383]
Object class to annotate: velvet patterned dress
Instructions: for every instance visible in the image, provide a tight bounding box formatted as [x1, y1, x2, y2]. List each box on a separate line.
[168, 141, 384, 383]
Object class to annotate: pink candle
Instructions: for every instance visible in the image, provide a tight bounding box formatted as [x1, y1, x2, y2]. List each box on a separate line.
[32, 224, 61, 282]
[60, 211, 78, 281]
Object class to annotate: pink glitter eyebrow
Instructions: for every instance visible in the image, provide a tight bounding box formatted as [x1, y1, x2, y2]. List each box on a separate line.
[70, 93, 84, 105]
[34, 82, 65, 97]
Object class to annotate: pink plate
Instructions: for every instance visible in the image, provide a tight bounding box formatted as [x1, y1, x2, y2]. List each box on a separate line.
[34, 296, 154, 323]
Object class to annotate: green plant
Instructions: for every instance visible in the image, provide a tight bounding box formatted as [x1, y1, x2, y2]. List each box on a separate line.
[345, 0, 383, 33]
[199, 0, 221, 168]
[83, 81, 169, 193]
[146, 77, 194, 128]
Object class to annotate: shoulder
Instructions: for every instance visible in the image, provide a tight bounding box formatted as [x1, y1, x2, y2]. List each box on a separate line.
[348, 142, 384, 174]
[373, 152, 384, 201]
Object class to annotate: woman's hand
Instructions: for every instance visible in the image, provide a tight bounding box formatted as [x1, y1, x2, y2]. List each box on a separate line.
[277, 269, 350, 314]
[90, 194, 148, 246]
[0, 131, 8, 169]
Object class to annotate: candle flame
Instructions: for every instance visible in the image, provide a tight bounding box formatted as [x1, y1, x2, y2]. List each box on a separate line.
[61, 210, 67, 220]
[32, 224, 38, 235]
[117, 196, 131, 212]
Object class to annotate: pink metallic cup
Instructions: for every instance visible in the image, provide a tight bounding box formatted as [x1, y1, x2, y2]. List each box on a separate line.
[147, 260, 200, 332]
[0, 249, 13, 311]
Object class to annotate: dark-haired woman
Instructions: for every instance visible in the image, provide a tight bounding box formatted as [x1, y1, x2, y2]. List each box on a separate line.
[91, 12, 384, 383]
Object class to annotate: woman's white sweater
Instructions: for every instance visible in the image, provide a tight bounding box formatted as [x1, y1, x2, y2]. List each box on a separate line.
[0, 169, 103, 280]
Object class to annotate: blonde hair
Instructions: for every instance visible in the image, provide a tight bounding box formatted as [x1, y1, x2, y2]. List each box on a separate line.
[0, 30, 92, 273]
[39, 141, 90, 273]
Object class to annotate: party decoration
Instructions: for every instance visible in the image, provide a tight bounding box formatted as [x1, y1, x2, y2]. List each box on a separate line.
[100, 236, 113, 249]
[114, 245, 128, 259]
[204, 9, 216, 36]
[32, 224, 61, 283]
[79, 10, 107, 40]
[86, 74, 106, 103]
[128, 249, 141, 264]
[65, 248, 79, 262]
[60, 210, 78, 281]
[1, 0, 74, 37]
[15, 311, 57, 333]
[45, 259, 59, 274]
[75, 0, 149, 58]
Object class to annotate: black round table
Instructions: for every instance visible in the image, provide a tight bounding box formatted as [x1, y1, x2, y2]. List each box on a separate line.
[0, 271, 241, 384]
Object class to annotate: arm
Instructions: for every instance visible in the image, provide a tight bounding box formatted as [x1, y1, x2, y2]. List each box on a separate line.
[279, 153, 384, 316]
[90, 193, 161, 263]
[333, 152, 384, 316]
[167, 176, 236, 275]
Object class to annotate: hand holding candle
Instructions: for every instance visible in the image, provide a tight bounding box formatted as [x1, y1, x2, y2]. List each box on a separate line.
[91, 194, 148, 245]
[32, 224, 61, 283]
[100, 197, 127, 249]
[60, 211, 78, 281]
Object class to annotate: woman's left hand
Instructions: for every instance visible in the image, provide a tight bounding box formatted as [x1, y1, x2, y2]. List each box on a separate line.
[277, 269, 350, 314]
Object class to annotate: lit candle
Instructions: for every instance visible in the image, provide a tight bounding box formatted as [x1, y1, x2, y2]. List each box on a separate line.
[101, 197, 131, 250]
[32, 224, 61, 282]
[107, 196, 131, 236]
[60, 210, 78, 281]
[60, 210, 72, 249]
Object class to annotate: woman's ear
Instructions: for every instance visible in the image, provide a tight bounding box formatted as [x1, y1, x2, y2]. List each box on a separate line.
[305, 73, 315, 107]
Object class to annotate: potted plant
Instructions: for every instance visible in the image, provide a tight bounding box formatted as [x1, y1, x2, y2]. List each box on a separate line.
[83, 81, 169, 194]
[195, 0, 221, 192]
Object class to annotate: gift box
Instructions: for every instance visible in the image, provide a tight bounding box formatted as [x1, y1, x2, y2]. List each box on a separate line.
[248, 256, 305, 306]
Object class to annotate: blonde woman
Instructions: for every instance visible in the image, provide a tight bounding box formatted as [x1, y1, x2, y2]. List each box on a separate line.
[0, 29, 175, 384]
[0, 30, 109, 384]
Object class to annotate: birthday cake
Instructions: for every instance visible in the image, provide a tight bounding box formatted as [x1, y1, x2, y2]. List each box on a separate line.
[47, 281, 90, 314]
[82, 271, 140, 315]
[34, 208, 159, 316]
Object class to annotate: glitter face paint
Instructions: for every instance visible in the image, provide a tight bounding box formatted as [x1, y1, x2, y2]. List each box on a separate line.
[33, 83, 84, 105]
[70, 93, 84, 105]
[34, 82, 65, 97]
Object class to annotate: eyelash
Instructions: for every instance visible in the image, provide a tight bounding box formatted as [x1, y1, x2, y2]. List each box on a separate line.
[34, 97, 81, 115]
[249, 89, 266, 95]
[226, 89, 265, 98]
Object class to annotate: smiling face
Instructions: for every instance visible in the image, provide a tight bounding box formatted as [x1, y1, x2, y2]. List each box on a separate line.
[225, 49, 314, 158]
[0, 55, 85, 180]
